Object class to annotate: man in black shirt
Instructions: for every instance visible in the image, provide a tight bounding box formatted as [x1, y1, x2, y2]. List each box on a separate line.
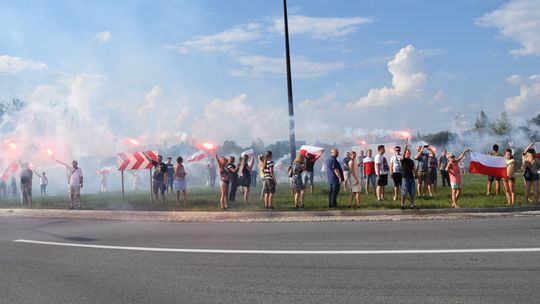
[144, 153, 168, 204]
[19, 162, 33, 208]
[400, 146, 417, 210]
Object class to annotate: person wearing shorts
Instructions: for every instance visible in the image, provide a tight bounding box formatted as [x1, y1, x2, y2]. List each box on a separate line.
[486, 144, 502, 196]
[174, 156, 187, 206]
[415, 146, 433, 198]
[19, 162, 33, 208]
[362, 149, 376, 196]
[400, 146, 417, 209]
[446, 149, 470, 208]
[374, 145, 390, 201]
[144, 153, 168, 205]
[57, 159, 84, 209]
[302, 154, 316, 193]
[261, 151, 276, 209]
[522, 144, 539, 206]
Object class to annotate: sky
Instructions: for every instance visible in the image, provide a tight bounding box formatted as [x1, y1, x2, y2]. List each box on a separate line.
[1, 0, 540, 152]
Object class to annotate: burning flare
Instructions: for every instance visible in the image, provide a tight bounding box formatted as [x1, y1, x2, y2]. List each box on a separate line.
[47, 148, 54, 157]
[202, 142, 214, 150]
[122, 138, 140, 146]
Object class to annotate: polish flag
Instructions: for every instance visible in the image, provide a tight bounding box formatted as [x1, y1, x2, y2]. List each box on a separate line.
[1, 162, 20, 181]
[299, 145, 325, 161]
[188, 150, 207, 163]
[96, 167, 112, 175]
[241, 149, 254, 157]
[469, 152, 507, 178]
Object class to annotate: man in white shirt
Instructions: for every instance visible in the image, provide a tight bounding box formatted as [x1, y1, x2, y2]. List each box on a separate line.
[390, 146, 403, 201]
[374, 145, 390, 201]
[58, 160, 83, 209]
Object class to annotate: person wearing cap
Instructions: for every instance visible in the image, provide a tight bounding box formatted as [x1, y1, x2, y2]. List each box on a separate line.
[445, 149, 470, 208]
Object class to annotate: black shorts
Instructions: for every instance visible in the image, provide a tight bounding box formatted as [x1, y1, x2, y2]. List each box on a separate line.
[377, 174, 388, 187]
[488, 176, 502, 182]
[153, 180, 166, 194]
[391, 173, 402, 187]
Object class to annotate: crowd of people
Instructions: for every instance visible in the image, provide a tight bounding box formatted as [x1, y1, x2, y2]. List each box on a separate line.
[3, 141, 538, 211]
[209, 141, 539, 210]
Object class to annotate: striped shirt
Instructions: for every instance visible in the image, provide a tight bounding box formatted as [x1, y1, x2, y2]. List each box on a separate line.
[263, 160, 274, 179]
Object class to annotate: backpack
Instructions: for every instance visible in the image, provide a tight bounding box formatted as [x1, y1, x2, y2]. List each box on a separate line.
[287, 165, 294, 177]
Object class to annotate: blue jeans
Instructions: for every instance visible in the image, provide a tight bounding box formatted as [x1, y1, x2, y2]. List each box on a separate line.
[328, 183, 340, 208]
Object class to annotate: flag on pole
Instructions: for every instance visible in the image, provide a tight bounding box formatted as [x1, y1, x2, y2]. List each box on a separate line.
[299, 145, 325, 161]
[187, 150, 207, 163]
[469, 152, 507, 178]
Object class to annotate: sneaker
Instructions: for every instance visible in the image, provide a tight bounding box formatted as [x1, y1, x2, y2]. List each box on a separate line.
[300, 204, 304, 208]
[400, 205, 406, 210]
[410, 205, 417, 209]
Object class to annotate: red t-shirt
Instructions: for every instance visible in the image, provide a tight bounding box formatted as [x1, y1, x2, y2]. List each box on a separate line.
[363, 157, 375, 175]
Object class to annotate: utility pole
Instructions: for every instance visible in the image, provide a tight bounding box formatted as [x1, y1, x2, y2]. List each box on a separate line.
[283, 0, 296, 163]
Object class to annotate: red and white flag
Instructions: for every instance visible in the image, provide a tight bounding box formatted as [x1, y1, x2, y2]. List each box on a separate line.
[469, 152, 507, 178]
[299, 145, 325, 161]
[241, 149, 254, 157]
[188, 150, 207, 163]
[1, 162, 19, 181]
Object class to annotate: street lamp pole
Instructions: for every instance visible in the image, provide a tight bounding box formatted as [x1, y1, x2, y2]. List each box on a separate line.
[283, 0, 296, 163]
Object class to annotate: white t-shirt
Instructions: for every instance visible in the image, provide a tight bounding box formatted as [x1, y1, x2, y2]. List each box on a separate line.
[390, 154, 402, 173]
[374, 154, 389, 175]
[40, 176, 48, 185]
[68, 167, 83, 186]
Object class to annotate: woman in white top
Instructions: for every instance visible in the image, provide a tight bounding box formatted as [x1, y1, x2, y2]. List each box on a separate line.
[348, 151, 362, 208]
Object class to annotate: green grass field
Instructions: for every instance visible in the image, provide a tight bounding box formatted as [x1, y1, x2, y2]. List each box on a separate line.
[0, 173, 536, 211]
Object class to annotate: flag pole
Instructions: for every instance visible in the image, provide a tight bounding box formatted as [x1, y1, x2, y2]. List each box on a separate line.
[283, 0, 296, 163]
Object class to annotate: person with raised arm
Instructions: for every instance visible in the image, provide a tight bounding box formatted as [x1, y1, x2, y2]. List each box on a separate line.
[445, 149, 470, 208]
[56, 159, 83, 209]
[238, 154, 254, 205]
[142, 153, 168, 205]
[32, 170, 48, 196]
[213, 149, 229, 210]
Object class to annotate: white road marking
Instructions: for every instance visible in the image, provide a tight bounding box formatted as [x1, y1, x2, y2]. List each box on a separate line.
[13, 239, 540, 255]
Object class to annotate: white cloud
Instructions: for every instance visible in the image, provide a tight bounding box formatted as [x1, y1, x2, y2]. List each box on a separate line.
[476, 0, 540, 56]
[229, 54, 344, 78]
[504, 73, 540, 113]
[94, 31, 112, 44]
[506, 74, 522, 86]
[138, 85, 162, 114]
[191, 93, 287, 144]
[272, 15, 374, 39]
[0, 54, 47, 74]
[167, 24, 261, 53]
[350, 45, 427, 108]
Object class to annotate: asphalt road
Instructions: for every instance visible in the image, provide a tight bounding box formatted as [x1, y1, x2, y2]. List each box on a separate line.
[1, 216, 539, 303]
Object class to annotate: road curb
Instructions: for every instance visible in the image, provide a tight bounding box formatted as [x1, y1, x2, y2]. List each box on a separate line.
[1, 207, 538, 222]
